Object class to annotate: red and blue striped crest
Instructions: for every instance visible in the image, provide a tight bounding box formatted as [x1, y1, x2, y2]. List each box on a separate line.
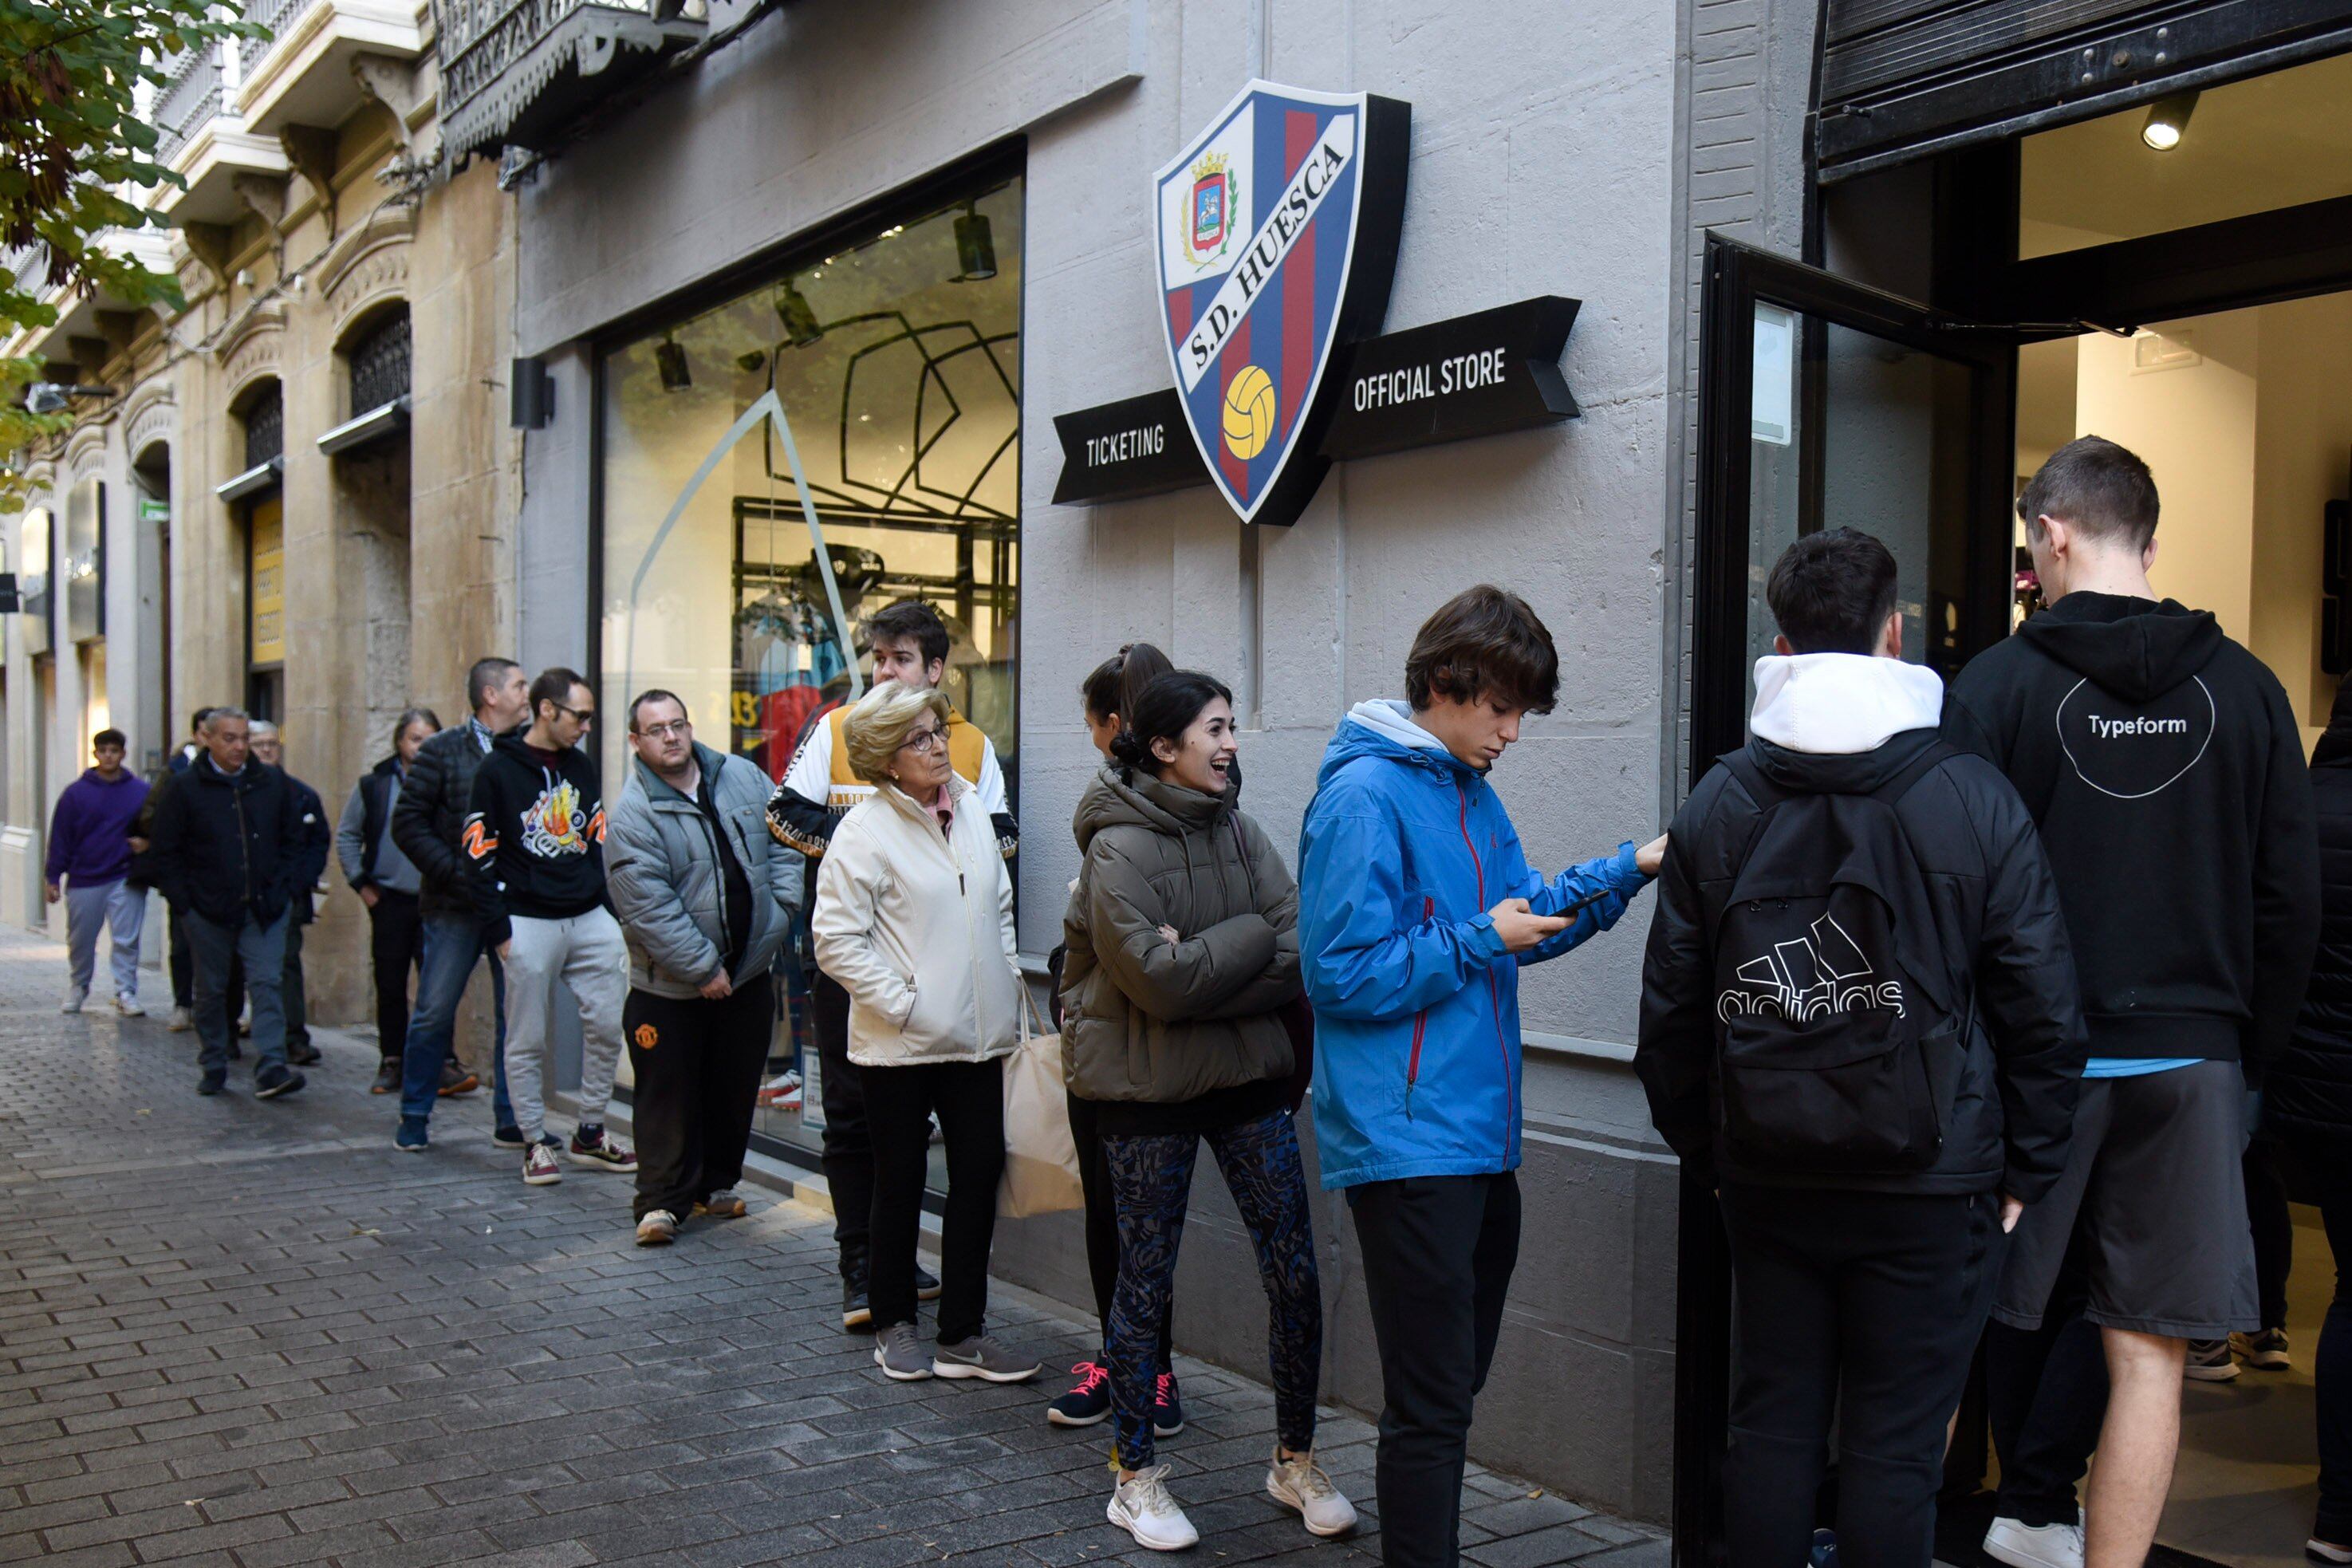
[1154, 81, 1408, 527]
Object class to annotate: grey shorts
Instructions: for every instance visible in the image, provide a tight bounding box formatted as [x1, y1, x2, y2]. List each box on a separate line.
[1992, 1058, 2258, 1341]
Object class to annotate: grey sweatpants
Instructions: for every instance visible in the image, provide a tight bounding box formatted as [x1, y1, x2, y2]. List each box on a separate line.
[502, 908, 628, 1141]
[66, 880, 145, 1000]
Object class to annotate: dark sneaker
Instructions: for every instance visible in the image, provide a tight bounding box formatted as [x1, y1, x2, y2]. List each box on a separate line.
[933, 1335, 1040, 1383]
[439, 1059, 479, 1097]
[636, 1210, 679, 1247]
[226, 1039, 242, 1061]
[916, 1263, 943, 1302]
[371, 1059, 402, 1094]
[2236, 1327, 2291, 1370]
[1810, 1527, 1840, 1568]
[874, 1323, 933, 1381]
[2186, 1338, 2240, 1381]
[196, 1074, 227, 1096]
[1046, 1361, 1112, 1427]
[395, 1119, 429, 1152]
[491, 1125, 526, 1148]
[254, 1066, 305, 1101]
[2308, 1536, 2352, 1565]
[842, 1282, 873, 1331]
[691, 1191, 748, 1219]
[567, 1129, 637, 1172]
[288, 1041, 322, 1067]
[1152, 1371, 1184, 1437]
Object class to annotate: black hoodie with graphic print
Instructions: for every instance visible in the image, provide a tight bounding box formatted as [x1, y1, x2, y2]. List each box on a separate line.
[462, 730, 609, 946]
[1943, 593, 2319, 1067]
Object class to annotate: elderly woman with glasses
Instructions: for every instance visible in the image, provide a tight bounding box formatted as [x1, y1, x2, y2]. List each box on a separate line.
[811, 680, 1037, 1386]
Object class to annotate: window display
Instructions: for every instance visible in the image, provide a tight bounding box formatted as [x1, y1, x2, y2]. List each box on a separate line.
[598, 168, 1022, 1162]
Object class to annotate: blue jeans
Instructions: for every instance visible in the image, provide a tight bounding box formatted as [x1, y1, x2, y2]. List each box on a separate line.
[187, 910, 288, 1081]
[398, 912, 510, 1128]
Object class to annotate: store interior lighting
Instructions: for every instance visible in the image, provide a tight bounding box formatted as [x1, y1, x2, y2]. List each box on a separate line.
[2141, 91, 2198, 150]
[655, 334, 691, 392]
[954, 201, 996, 281]
[774, 281, 824, 347]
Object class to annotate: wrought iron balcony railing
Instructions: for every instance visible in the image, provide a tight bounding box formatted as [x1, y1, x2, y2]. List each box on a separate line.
[435, 0, 705, 163]
[154, 46, 225, 167]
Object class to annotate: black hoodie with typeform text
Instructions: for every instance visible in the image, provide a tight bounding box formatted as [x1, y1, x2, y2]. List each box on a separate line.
[462, 731, 609, 948]
[1943, 593, 2319, 1068]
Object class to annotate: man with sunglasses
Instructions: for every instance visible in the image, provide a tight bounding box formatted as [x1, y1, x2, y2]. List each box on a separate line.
[607, 691, 798, 1245]
[463, 667, 637, 1188]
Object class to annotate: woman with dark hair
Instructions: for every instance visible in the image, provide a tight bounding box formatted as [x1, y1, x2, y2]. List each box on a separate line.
[336, 706, 447, 1096]
[1062, 668, 1353, 1551]
[2263, 679, 2352, 1563]
[1048, 644, 1181, 1432]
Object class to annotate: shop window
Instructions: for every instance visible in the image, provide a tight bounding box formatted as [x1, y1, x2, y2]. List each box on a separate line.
[597, 167, 1022, 1164]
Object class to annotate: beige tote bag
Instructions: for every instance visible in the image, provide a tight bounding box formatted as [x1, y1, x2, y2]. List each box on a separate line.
[999, 987, 1085, 1219]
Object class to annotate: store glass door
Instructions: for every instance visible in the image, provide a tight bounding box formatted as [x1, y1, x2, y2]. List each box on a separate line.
[1679, 233, 2023, 1565]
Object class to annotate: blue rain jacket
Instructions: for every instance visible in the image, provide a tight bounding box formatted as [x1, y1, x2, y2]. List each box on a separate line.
[1299, 701, 1651, 1189]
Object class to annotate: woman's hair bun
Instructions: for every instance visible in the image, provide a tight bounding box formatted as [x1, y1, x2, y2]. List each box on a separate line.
[1107, 727, 1150, 768]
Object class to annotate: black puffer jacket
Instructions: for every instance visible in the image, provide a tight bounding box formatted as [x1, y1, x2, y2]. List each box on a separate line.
[391, 720, 500, 920]
[2263, 684, 2352, 1141]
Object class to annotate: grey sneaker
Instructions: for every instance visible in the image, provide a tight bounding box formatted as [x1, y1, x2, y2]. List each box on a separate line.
[60, 988, 86, 1014]
[874, 1323, 934, 1382]
[932, 1334, 1040, 1383]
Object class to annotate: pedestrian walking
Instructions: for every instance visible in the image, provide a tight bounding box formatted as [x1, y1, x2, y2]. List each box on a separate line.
[1063, 668, 1349, 1552]
[248, 722, 329, 1068]
[146, 708, 309, 1099]
[1636, 529, 2086, 1568]
[768, 598, 1006, 1326]
[810, 680, 1035, 1387]
[463, 667, 635, 1185]
[46, 727, 150, 1016]
[389, 658, 528, 1151]
[338, 708, 440, 1094]
[1946, 436, 2321, 1568]
[1297, 584, 1661, 1568]
[606, 691, 796, 1246]
[1046, 641, 1179, 1432]
[127, 707, 217, 1032]
[2263, 677, 2352, 1565]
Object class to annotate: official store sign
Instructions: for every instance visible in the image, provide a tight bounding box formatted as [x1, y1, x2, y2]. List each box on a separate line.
[1057, 82, 1581, 522]
[1151, 81, 1408, 529]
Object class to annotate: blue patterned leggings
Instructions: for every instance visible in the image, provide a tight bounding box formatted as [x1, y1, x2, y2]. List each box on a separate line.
[1103, 1109, 1322, 1470]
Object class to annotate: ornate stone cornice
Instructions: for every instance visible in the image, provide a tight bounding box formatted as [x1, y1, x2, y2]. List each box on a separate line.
[219, 305, 289, 404]
[124, 380, 178, 463]
[319, 204, 415, 331]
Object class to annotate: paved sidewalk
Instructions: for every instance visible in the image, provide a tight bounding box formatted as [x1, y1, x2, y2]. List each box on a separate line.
[0, 926, 1665, 1568]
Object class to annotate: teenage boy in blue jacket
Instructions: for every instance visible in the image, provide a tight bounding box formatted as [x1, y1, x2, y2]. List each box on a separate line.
[1299, 585, 1664, 1568]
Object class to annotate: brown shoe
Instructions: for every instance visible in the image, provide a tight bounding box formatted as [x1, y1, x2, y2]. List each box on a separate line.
[438, 1059, 479, 1097]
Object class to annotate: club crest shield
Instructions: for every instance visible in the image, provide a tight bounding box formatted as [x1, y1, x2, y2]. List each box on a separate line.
[1153, 81, 1408, 526]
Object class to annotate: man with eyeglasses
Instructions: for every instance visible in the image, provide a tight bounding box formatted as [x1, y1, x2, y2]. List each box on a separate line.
[768, 598, 1014, 1329]
[606, 691, 798, 1245]
[463, 667, 637, 1188]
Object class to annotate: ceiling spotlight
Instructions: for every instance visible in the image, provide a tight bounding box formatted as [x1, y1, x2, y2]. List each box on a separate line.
[2141, 91, 2198, 151]
[655, 334, 691, 392]
[953, 201, 997, 282]
[774, 279, 824, 347]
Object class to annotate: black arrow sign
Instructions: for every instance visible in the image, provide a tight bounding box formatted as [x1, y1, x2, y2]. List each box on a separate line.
[1050, 295, 1582, 513]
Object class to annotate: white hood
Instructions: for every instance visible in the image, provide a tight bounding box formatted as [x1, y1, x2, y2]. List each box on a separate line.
[1750, 653, 1945, 755]
[1348, 698, 1448, 751]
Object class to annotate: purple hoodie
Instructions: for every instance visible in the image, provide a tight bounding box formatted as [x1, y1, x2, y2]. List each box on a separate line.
[46, 769, 150, 887]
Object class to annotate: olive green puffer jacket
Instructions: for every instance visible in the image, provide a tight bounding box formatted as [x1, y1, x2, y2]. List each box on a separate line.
[1060, 763, 1302, 1104]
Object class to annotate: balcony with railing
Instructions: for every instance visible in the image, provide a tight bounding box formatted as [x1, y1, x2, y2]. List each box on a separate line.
[152, 37, 290, 225]
[436, 0, 706, 163]
[154, 46, 225, 168]
[234, 0, 426, 138]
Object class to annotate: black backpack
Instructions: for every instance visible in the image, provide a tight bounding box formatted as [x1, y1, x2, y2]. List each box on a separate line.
[1707, 743, 1972, 1175]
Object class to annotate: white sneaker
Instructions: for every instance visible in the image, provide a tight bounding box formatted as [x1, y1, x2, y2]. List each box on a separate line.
[167, 1006, 193, 1032]
[60, 988, 86, 1014]
[522, 1143, 563, 1185]
[1984, 1515, 2085, 1568]
[1267, 1450, 1357, 1537]
[2308, 1537, 2352, 1565]
[1109, 1465, 1198, 1552]
[114, 995, 144, 1017]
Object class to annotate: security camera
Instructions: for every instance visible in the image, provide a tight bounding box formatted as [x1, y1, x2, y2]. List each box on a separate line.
[26, 383, 117, 416]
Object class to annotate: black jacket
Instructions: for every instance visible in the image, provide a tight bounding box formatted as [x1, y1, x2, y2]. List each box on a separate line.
[463, 731, 608, 945]
[349, 755, 400, 889]
[1639, 725, 2086, 1200]
[392, 720, 501, 920]
[147, 754, 308, 929]
[279, 771, 330, 924]
[124, 768, 174, 896]
[1944, 593, 2321, 1066]
[2263, 683, 2352, 1141]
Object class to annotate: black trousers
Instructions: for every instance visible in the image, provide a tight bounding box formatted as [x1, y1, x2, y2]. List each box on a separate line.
[2248, 1136, 2295, 1332]
[2281, 1137, 2352, 1545]
[810, 971, 873, 1277]
[1350, 1172, 1522, 1568]
[368, 890, 424, 1063]
[863, 1057, 1004, 1345]
[167, 904, 193, 1008]
[1720, 1185, 1999, 1568]
[623, 975, 774, 1222]
[1988, 1222, 2107, 1530]
[225, 916, 309, 1046]
[1067, 1088, 1173, 1370]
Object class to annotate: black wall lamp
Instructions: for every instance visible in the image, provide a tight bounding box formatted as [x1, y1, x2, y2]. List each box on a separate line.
[774, 279, 824, 347]
[954, 200, 996, 282]
[655, 333, 691, 392]
[2141, 92, 2198, 151]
